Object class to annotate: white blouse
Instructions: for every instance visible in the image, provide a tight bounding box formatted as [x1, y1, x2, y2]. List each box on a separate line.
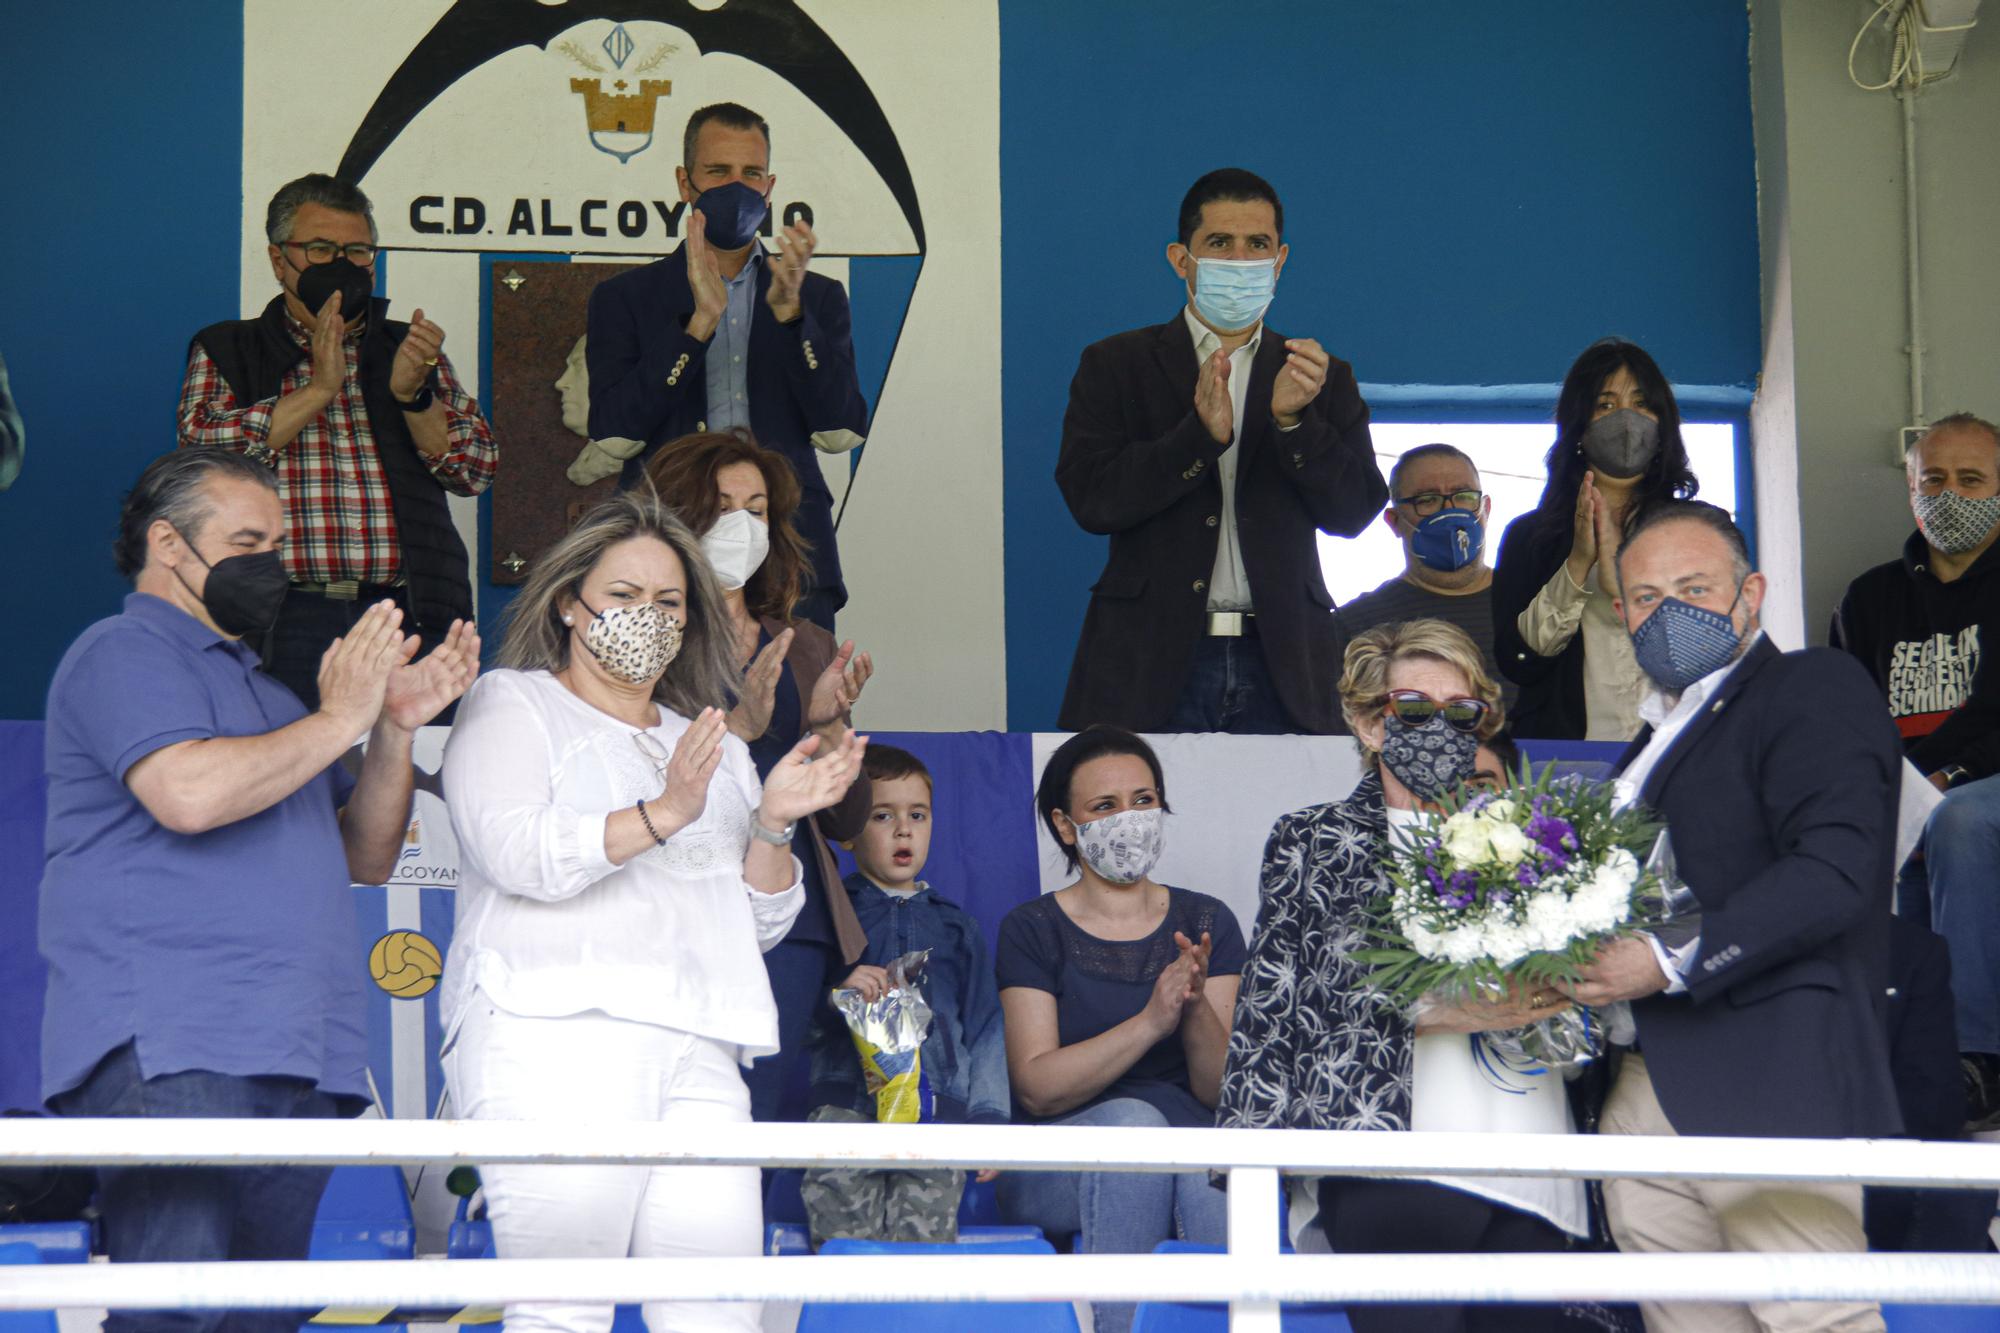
[439, 669, 803, 1061]
[1386, 806, 1589, 1237]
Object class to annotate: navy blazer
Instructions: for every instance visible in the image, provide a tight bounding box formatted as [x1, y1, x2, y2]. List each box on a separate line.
[586, 245, 868, 609]
[1613, 636, 1903, 1139]
[1054, 316, 1384, 733]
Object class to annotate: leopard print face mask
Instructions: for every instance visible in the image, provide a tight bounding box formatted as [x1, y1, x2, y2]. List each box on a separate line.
[576, 598, 683, 683]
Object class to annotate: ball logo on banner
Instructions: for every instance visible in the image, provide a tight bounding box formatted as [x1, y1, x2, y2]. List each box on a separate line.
[369, 930, 444, 999]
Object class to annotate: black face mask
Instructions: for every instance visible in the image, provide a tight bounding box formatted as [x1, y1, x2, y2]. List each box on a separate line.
[171, 528, 289, 638]
[294, 256, 374, 321]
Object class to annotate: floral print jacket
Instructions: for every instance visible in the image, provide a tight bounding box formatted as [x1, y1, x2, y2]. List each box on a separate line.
[1216, 772, 1415, 1133]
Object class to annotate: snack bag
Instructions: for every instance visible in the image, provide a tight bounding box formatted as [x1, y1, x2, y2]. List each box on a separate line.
[828, 949, 935, 1123]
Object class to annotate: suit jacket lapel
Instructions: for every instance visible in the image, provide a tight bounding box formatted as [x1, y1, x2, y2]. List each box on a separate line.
[1635, 636, 1781, 807]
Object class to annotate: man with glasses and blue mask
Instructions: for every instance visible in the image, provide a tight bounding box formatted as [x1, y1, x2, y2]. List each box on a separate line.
[1056, 167, 1385, 735]
[1337, 443, 1515, 711]
[583, 102, 867, 633]
[178, 173, 497, 711]
[1834, 412, 2000, 1133]
[1564, 501, 1902, 1333]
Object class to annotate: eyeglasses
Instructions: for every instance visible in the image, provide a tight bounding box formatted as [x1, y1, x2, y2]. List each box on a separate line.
[633, 732, 669, 778]
[284, 239, 379, 266]
[1386, 689, 1490, 733]
[1393, 489, 1483, 518]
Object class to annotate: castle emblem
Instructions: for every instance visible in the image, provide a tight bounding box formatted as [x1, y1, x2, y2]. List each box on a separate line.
[560, 24, 676, 164]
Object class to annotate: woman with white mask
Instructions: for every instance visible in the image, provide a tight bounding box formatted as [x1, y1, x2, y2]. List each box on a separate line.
[994, 726, 1245, 1333]
[645, 430, 876, 1124]
[440, 491, 866, 1333]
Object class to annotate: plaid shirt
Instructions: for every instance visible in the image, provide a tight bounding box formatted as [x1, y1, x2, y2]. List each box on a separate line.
[177, 312, 497, 586]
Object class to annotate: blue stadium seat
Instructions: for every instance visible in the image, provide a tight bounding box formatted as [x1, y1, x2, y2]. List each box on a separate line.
[959, 1174, 1002, 1226]
[0, 1222, 88, 1265]
[797, 1237, 1080, 1333]
[1129, 1242, 1352, 1333]
[0, 1242, 61, 1333]
[308, 1165, 414, 1260]
[1883, 1306, 2000, 1331]
[765, 1168, 808, 1225]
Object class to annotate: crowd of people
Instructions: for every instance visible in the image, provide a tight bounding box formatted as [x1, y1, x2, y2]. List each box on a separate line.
[26, 97, 2000, 1333]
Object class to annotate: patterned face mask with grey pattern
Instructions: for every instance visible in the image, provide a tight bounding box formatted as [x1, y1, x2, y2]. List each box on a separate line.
[1914, 489, 2000, 556]
[1379, 712, 1479, 802]
[1069, 807, 1165, 885]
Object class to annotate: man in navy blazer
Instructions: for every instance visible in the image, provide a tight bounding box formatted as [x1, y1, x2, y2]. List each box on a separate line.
[1565, 502, 1901, 1333]
[1054, 169, 1385, 735]
[586, 102, 868, 630]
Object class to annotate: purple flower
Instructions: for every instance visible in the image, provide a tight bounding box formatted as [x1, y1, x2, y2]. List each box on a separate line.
[1515, 862, 1542, 890]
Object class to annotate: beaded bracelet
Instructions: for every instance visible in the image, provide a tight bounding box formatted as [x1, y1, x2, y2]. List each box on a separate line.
[635, 798, 666, 847]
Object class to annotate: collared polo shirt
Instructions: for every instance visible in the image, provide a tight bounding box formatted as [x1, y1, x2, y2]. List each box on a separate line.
[39, 593, 367, 1103]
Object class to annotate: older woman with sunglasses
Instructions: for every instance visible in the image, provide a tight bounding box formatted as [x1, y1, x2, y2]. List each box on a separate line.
[1216, 619, 1588, 1333]
[438, 492, 865, 1333]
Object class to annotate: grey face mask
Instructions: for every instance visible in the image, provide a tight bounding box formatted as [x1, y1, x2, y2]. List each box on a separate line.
[1580, 408, 1661, 480]
[1914, 489, 2000, 555]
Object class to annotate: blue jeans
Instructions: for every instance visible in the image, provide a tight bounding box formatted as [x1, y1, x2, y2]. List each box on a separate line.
[1167, 635, 1300, 735]
[1898, 774, 2000, 1054]
[996, 1098, 1228, 1333]
[50, 1043, 345, 1333]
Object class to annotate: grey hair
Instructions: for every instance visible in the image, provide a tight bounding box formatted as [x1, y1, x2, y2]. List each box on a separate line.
[265, 173, 377, 246]
[1905, 412, 2000, 477]
[116, 448, 279, 579]
[1614, 500, 1753, 589]
[496, 489, 740, 719]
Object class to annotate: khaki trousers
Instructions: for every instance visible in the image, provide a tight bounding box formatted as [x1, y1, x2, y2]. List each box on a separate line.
[1601, 1054, 1884, 1333]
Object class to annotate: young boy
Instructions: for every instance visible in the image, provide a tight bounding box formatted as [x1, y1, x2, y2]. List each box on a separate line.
[801, 745, 1009, 1247]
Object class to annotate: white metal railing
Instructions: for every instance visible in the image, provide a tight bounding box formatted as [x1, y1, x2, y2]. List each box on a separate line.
[2, 1120, 1998, 1332]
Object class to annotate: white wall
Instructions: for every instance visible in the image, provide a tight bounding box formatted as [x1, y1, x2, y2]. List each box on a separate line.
[1752, 0, 2000, 644]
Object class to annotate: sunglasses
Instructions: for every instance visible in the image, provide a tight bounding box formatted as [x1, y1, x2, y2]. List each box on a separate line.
[1386, 689, 1490, 733]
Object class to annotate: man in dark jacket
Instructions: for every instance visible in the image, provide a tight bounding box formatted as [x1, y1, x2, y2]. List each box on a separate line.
[178, 174, 497, 710]
[1832, 412, 2000, 1130]
[1054, 168, 1385, 735]
[586, 102, 867, 632]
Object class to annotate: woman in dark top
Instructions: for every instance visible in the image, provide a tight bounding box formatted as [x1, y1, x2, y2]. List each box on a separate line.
[1491, 338, 1699, 740]
[645, 431, 873, 1122]
[995, 726, 1244, 1333]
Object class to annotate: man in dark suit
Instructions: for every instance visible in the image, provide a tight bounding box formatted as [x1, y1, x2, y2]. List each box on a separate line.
[1565, 501, 1902, 1333]
[586, 102, 868, 631]
[1054, 169, 1385, 734]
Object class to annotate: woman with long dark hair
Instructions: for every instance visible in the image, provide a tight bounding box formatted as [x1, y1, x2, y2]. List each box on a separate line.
[645, 431, 875, 1124]
[1491, 338, 1700, 740]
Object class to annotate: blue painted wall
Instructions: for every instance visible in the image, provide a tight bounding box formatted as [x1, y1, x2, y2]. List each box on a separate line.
[0, 8, 243, 719]
[998, 0, 1761, 728]
[0, 4, 1758, 724]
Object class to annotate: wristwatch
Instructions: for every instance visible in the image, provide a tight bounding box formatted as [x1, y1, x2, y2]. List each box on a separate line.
[749, 812, 796, 845]
[1940, 765, 1973, 789]
[397, 381, 436, 413]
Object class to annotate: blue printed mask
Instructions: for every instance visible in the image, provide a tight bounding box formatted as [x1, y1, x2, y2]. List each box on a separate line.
[1190, 258, 1276, 332]
[693, 180, 770, 250]
[1629, 591, 1745, 692]
[1407, 509, 1484, 573]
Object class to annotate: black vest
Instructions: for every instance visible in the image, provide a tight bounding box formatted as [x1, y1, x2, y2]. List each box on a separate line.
[192, 296, 473, 638]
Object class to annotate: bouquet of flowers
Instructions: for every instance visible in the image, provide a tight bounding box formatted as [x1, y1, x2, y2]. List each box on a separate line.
[1358, 767, 1669, 1072]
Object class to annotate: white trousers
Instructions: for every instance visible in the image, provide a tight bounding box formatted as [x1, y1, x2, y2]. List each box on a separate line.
[444, 996, 763, 1333]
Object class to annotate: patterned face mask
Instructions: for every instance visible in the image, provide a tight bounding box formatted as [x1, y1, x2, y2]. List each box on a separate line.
[1068, 807, 1165, 885]
[1914, 489, 2000, 556]
[1379, 712, 1479, 802]
[577, 599, 683, 683]
[1629, 593, 1743, 693]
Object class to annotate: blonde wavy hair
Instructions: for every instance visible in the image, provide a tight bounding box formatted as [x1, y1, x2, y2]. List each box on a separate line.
[1338, 619, 1505, 768]
[496, 489, 739, 719]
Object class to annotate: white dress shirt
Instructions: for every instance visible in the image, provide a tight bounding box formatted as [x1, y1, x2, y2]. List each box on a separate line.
[1612, 630, 1765, 995]
[439, 669, 804, 1061]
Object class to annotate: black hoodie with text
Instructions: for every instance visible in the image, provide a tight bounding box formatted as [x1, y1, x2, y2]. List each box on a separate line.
[1832, 529, 2000, 779]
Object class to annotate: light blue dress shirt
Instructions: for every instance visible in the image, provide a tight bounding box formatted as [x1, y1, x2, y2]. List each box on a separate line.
[705, 247, 765, 431]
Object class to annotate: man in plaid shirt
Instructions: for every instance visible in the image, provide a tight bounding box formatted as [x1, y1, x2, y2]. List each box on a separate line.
[178, 173, 497, 709]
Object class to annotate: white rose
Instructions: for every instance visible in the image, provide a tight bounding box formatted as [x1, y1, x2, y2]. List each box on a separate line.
[1486, 822, 1530, 866]
[1484, 798, 1518, 823]
[1442, 819, 1492, 865]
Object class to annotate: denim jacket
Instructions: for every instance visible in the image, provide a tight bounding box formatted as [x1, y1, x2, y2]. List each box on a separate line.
[807, 874, 1011, 1125]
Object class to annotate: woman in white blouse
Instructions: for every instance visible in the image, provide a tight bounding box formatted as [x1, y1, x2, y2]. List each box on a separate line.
[441, 492, 865, 1333]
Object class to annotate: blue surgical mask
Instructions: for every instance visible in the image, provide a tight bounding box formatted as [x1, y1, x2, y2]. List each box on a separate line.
[1407, 509, 1484, 573]
[1629, 591, 1745, 692]
[1190, 258, 1276, 332]
[693, 180, 770, 250]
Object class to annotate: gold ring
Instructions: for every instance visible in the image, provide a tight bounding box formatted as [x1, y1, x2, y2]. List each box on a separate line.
[423, 357, 439, 367]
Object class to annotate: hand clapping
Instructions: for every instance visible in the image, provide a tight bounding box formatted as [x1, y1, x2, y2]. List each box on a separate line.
[1269, 338, 1328, 425]
[806, 639, 873, 732]
[382, 619, 481, 731]
[765, 219, 817, 324]
[760, 727, 867, 825]
[657, 706, 729, 833]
